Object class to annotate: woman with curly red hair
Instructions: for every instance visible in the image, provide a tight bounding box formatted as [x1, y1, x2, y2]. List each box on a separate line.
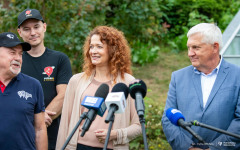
[56, 26, 141, 150]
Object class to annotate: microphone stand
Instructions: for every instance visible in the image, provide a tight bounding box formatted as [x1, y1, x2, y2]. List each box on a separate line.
[135, 93, 148, 150]
[104, 106, 117, 150]
[61, 112, 87, 150]
[81, 109, 97, 137]
[178, 120, 205, 143]
[139, 116, 148, 150]
[182, 121, 222, 150]
[191, 120, 240, 139]
[103, 116, 115, 150]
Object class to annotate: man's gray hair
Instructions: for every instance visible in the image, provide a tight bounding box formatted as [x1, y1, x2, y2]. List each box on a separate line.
[187, 23, 223, 50]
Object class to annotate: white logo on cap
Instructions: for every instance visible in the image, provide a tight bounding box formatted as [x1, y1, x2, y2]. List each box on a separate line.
[7, 34, 14, 39]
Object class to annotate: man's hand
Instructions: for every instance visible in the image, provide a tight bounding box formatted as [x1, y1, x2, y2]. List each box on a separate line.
[45, 110, 56, 127]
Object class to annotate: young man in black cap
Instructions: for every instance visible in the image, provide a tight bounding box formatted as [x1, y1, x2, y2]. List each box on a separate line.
[0, 32, 47, 150]
[17, 9, 72, 150]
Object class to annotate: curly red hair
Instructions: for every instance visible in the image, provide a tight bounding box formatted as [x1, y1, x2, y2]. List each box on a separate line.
[82, 26, 132, 82]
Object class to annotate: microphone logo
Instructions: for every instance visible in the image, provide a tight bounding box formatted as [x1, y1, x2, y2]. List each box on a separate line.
[110, 94, 126, 108]
[85, 97, 98, 103]
[112, 95, 120, 98]
[171, 109, 182, 114]
[129, 79, 141, 89]
[218, 142, 222, 146]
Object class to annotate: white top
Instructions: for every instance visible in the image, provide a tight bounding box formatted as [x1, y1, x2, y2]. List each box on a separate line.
[194, 56, 222, 108]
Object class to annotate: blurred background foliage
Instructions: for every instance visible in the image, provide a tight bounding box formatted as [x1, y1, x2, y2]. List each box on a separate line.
[1, 0, 239, 72]
[0, 0, 239, 149]
[0, 0, 240, 73]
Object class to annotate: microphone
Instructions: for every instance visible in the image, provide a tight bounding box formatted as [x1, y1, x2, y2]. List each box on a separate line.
[129, 79, 147, 118]
[105, 83, 129, 123]
[80, 83, 109, 137]
[129, 79, 149, 150]
[166, 108, 205, 143]
[191, 120, 240, 139]
[81, 96, 106, 117]
[61, 83, 109, 149]
[103, 83, 129, 150]
[166, 108, 191, 127]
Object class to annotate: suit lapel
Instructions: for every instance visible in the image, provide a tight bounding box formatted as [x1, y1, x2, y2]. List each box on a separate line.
[203, 59, 229, 112]
[192, 70, 204, 110]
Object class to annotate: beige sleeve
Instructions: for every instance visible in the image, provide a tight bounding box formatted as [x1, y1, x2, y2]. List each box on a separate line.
[55, 74, 79, 150]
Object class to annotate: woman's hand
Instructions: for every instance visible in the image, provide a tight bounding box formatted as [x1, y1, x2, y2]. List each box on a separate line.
[94, 129, 117, 143]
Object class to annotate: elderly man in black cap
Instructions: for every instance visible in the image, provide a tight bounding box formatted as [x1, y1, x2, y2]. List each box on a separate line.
[0, 32, 47, 150]
[17, 9, 72, 150]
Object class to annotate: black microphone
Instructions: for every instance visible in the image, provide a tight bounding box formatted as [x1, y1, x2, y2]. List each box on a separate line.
[105, 83, 129, 123]
[129, 79, 149, 150]
[81, 83, 109, 137]
[129, 79, 147, 118]
[166, 108, 205, 143]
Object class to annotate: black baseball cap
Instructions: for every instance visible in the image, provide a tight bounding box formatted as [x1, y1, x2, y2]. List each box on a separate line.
[18, 8, 44, 28]
[0, 32, 31, 51]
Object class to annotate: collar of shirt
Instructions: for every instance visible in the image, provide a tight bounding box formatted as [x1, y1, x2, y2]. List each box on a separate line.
[193, 55, 223, 76]
[0, 74, 21, 93]
[0, 80, 6, 93]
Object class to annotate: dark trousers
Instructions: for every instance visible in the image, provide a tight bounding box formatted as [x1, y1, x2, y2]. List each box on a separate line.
[77, 143, 113, 150]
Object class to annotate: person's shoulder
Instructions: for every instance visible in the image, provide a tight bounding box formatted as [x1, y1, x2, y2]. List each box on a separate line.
[45, 47, 69, 58]
[117, 73, 135, 86]
[69, 72, 85, 83]
[222, 59, 240, 70]
[123, 73, 135, 82]
[72, 72, 85, 78]
[173, 65, 193, 75]
[221, 59, 240, 78]
[19, 73, 41, 85]
[67, 72, 89, 90]
[22, 51, 28, 56]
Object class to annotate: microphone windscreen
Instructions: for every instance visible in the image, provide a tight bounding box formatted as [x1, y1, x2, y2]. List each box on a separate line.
[112, 83, 129, 99]
[166, 108, 185, 126]
[129, 79, 147, 99]
[94, 83, 109, 99]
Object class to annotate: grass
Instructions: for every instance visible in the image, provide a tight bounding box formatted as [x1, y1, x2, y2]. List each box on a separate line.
[132, 49, 190, 107]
